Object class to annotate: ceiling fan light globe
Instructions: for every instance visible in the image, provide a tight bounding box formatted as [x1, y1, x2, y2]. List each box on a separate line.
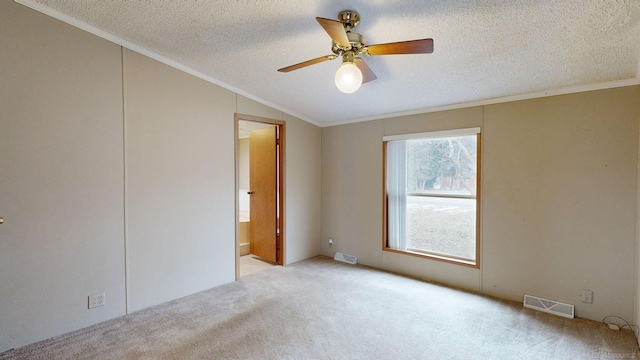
[335, 62, 363, 93]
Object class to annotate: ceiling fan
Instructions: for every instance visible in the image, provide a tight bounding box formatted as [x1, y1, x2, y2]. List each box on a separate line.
[277, 10, 434, 94]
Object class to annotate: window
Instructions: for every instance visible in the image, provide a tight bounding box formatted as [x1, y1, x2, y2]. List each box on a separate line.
[384, 128, 480, 267]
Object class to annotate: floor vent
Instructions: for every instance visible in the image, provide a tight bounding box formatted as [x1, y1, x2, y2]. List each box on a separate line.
[334, 252, 358, 265]
[523, 294, 574, 319]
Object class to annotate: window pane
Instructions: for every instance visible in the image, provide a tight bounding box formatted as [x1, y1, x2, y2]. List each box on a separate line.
[406, 136, 477, 197]
[385, 132, 479, 265]
[406, 196, 476, 260]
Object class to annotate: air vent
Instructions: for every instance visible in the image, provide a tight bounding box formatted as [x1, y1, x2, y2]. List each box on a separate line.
[523, 294, 574, 319]
[334, 252, 358, 264]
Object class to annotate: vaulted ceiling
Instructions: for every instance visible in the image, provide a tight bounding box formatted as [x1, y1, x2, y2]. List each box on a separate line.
[19, 0, 640, 126]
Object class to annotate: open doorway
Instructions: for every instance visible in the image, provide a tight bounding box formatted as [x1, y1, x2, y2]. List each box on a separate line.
[235, 114, 285, 279]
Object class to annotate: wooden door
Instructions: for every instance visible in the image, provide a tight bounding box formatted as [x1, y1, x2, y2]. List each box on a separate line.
[249, 126, 277, 262]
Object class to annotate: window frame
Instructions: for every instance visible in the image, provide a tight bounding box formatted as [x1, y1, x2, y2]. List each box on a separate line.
[382, 129, 481, 269]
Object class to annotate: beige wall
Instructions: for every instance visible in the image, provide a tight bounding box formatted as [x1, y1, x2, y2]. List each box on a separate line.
[283, 113, 323, 262]
[0, 2, 321, 352]
[124, 49, 237, 311]
[482, 88, 638, 321]
[322, 86, 640, 322]
[0, 1, 126, 350]
[321, 120, 384, 268]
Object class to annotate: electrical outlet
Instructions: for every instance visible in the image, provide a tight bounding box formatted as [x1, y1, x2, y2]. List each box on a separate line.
[580, 289, 593, 304]
[88, 293, 105, 309]
[328, 238, 334, 248]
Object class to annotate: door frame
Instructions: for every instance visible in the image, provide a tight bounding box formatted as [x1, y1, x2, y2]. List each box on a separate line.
[234, 113, 286, 279]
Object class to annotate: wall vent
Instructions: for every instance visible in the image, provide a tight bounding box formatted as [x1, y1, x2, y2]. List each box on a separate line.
[334, 252, 358, 265]
[523, 294, 574, 319]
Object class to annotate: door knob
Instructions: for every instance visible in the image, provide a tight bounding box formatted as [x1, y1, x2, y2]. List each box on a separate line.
[0, 217, 3, 224]
[247, 191, 254, 195]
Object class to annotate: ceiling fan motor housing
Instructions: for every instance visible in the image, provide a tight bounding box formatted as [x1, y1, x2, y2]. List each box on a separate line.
[332, 32, 366, 55]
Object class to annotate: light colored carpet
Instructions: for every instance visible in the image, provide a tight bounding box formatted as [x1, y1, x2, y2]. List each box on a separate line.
[1, 256, 638, 359]
[240, 254, 277, 278]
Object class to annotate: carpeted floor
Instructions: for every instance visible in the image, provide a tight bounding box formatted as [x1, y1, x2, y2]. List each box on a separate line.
[1, 256, 638, 359]
[240, 254, 277, 278]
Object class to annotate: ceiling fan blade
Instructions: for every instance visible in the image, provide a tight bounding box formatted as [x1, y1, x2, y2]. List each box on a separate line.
[366, 38, 434, 55]
[354, 58, 377, 84]
[277, 55, 337, 73]
[316, 17, 351, 48]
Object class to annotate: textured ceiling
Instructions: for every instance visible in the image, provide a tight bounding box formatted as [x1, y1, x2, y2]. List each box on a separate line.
[21, 0, 640, 126]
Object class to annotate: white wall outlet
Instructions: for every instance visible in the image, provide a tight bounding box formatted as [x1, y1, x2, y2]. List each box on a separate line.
[328, 238, 334, 248]
[580, 289, 593, 304]
[88, 293, 105, 309]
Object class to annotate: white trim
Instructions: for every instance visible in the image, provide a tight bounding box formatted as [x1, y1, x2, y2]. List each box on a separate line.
[383, 127, 480, 142]
[13, 0, 321, 128]
[326, 78, 640, 128]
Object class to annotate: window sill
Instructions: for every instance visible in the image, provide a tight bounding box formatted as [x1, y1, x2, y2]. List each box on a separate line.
[383, 247, 479, 269]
